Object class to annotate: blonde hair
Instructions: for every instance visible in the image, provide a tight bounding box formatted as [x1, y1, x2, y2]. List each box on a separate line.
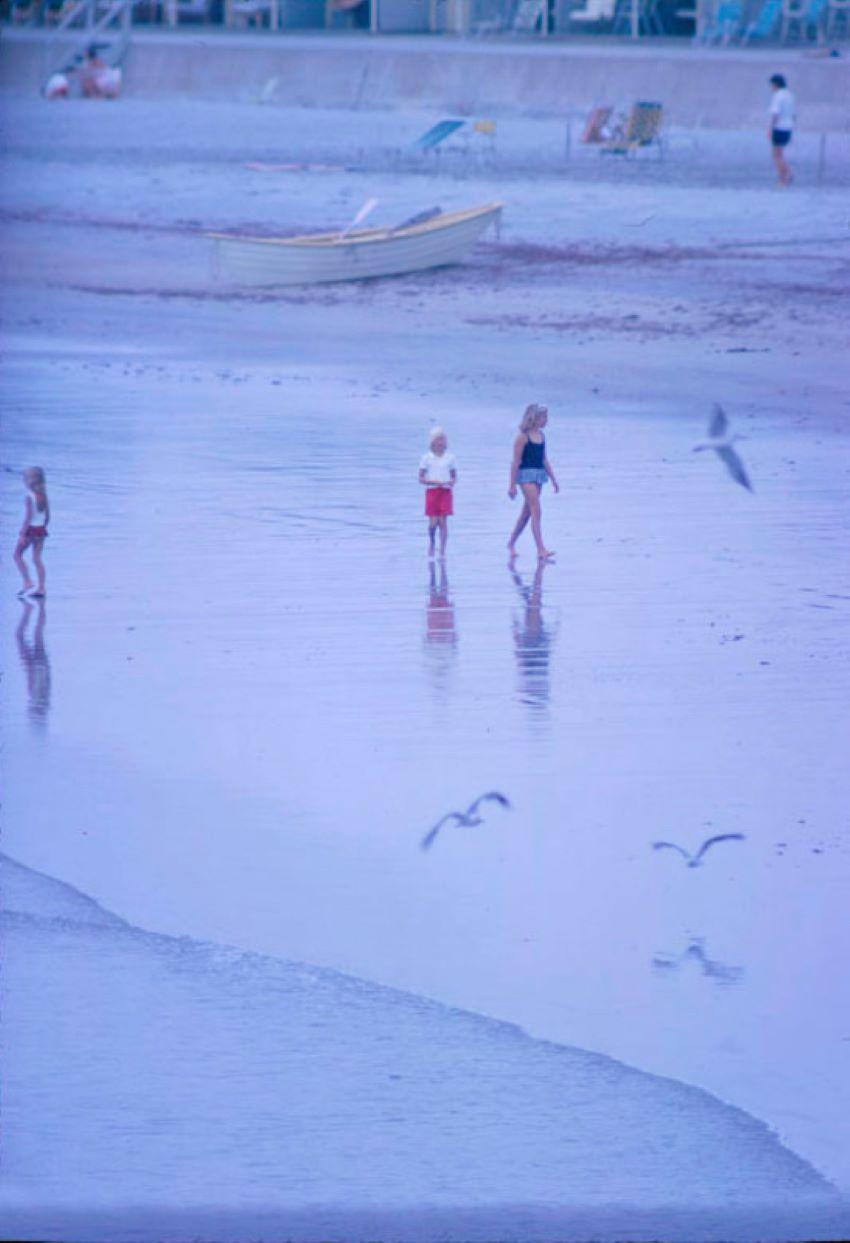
[24, 466, 47, 513]
[429, 426, 446, 446]
[519, 404, 543, 434]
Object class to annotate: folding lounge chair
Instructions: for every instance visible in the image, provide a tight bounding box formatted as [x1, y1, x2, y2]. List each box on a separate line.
[740, 0, 781, 38]
[600, 102, 664, 158]
[412, 119, 467, 153]
[581, 105, 614, 143]
[693, 0, 741, 41]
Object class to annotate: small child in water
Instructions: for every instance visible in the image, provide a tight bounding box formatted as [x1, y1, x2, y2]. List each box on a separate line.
[14, 467, 50, 598]
[419, 427, 457, 559]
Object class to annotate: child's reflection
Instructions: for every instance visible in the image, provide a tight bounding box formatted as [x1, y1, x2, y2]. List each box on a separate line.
[424, 560, 457, 691]
[16, 599, 51, 732]
[511, 559, 552, 712]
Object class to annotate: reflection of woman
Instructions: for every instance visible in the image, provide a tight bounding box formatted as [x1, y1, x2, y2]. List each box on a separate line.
[511, 559, 551, 711]
[508, 403, 559, 561]
[16, 599, 51, 730]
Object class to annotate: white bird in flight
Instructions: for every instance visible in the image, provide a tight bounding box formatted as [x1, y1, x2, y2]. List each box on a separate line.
[652, 833, 745, 868]
[693, 403, 753, 492]
[420, 792, 511, 852]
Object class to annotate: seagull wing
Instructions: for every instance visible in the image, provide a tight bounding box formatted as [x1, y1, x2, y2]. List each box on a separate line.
[708, 402, 728, 440]
[466, 791, 512, 817]
[693, 833, 746, 862]
[652, 841, 692, 861]
[716, 445, 753, 492]
[420, 812, 463, 852]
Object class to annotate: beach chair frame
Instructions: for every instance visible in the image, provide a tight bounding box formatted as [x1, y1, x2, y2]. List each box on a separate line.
[600, 102, 665, 159]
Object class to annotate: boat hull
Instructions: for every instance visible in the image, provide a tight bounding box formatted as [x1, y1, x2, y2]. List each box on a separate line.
[210, 205, 501, 288]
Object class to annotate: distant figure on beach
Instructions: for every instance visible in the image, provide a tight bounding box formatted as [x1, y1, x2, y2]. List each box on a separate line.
[80, 46, 122, 100]
[43, 69, 72, 100]
[13, 467, 50, 598]
[508, 403, 559, 561]
[768, 74, 795, 186]
[419, 427, 457, 559]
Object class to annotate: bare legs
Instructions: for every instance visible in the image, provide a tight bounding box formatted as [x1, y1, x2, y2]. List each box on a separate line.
[508, 499, 531, 555]
[509, 484, 552, 560]
[13, 537, 45, 596]
[31, 541, 46, 595]
[427, 515, 448, 558]
[772, 144, 792, 186]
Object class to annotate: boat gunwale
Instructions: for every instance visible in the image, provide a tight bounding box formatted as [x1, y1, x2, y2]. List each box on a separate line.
[208, 203, 503, 250]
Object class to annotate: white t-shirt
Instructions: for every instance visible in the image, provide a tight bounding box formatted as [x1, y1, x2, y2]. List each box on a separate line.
[770, 88, 795, 132]
[420, 450, 457, 485]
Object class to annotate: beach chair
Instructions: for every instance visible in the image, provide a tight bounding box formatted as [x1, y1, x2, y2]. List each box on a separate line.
[600, 102, 665, 158]
[739, 0, 781, 38]
[470, 119, 497, 160]
[566, 0, 616, 24]
[782, 0, 827, 39]
[413, 119, 466, 153]
[581, 105, 614, 143]
[693, 0, 741, 41]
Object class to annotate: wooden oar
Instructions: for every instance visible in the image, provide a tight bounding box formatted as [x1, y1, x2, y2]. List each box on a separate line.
[338, 198, 378, 240]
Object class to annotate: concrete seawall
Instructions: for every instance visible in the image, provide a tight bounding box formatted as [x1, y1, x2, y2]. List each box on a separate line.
[2, 30, 848, 130]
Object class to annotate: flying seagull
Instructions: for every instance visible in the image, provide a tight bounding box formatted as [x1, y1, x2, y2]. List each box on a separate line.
[693, 403, 753, 492]
[420, 792, 511, 852]
[651, 833, 745, 868]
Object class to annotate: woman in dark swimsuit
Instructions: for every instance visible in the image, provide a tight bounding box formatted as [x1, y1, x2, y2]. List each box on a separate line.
[507, 403, 559, 561]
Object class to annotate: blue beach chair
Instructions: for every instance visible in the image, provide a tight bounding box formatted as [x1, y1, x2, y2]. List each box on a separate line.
[694, 0, 742, 42]
[740, 0, 782, 39]
[412, 120, 467, 153]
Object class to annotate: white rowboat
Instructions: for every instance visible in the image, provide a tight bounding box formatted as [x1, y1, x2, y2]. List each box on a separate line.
[209, 202, 503, 287]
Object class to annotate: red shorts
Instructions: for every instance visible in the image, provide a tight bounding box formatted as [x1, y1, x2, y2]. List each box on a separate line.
[19, 526, 48, 547]
[425, 486, 453, 517]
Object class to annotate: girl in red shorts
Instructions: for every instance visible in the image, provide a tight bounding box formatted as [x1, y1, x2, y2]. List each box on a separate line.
[14, 467, 50, 598]
[419, 427, 457, 559]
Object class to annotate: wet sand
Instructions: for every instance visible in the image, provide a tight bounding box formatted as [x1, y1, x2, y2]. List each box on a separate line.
[1, 94, 849, 1225]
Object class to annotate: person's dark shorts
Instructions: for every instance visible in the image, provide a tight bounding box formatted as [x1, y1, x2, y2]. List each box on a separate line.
[771, 129, 792, 148]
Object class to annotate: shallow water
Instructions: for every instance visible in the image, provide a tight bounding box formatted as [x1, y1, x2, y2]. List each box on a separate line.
[2, 338, 849, 1195]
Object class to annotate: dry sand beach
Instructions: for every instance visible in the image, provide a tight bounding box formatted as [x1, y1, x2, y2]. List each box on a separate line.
[1, 81, 849, 1240]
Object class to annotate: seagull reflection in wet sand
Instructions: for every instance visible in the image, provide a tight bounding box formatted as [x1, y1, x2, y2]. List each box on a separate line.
[653, 938, 744, 987]
[652, 833, 745, 868]
[16, 599, 51, 731]
[511, 559, 553, 712]
[420, 792, 511, 852]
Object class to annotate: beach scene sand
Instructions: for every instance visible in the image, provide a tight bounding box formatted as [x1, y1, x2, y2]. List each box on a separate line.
[1, 53, 849, 1242]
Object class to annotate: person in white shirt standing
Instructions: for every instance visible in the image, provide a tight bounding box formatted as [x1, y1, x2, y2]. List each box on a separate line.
[419, 427, 457, 559]
[768, 73, 795, 187]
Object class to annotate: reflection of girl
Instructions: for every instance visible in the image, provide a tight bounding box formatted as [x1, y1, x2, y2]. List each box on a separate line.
[14, 467, 50, 598]
[16, 599, 51, 729]
[511, 559, 551, 712]
[508, 404, 559, 561]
